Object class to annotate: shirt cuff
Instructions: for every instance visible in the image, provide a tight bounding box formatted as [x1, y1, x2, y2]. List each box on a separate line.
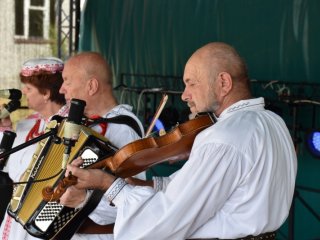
[75, 190, 92, 210]
[152, 176, 164, 192]
[105, 178, 127, 205]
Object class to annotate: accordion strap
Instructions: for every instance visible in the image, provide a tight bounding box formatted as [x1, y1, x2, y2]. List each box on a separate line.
[88, 115, 142, 137]
[52, 189, 106, 240]
[77, 218, 114, 234]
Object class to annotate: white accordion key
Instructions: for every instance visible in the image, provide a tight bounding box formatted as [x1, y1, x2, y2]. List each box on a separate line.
[34, 202, 64, 232]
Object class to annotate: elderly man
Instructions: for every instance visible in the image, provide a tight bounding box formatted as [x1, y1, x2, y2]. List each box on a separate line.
[62, 43, 297, 240]
[59, 52, 144, 240]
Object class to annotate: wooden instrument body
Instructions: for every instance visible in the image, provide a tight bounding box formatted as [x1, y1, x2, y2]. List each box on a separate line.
[7, 119, 116, 239]
[43, 113, 216, 203]
[107, 113, 214, 177]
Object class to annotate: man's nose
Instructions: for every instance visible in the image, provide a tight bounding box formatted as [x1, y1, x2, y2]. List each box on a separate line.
[181, 88, 190, 102]
[59, 85, 65, 94]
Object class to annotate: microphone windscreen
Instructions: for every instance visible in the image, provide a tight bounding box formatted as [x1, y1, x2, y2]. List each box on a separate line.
[0, 100, 20, 119]
[0, 131, 17, 151]
[61, 99, 86, 169]
[6, 100, 21, 112]
[0, 89, 22, 100]
[68, 99, 86, 124]
[0, 131, 16, 170]
[8, 89, 22, 100]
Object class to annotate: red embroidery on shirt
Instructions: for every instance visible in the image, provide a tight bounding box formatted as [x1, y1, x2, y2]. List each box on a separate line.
[25, 119, 44, 142]
[2, 215, 13, 240]
[88, 115, 108, 136]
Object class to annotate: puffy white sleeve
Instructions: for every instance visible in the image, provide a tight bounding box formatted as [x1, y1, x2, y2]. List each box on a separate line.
[87, 120, 144, 225]
[152, 171, 178, 192]
[109, 142, 246, 239]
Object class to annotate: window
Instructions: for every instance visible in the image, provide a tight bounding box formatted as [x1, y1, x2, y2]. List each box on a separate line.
[15, 0, 50, 40]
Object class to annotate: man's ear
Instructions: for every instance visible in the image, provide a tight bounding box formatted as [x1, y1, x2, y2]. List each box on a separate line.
[87, 78, 99, 96]
[218, 72, 232, 96]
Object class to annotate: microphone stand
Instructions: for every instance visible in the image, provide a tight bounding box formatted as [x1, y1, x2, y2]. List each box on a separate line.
[0, 127, 59, 160]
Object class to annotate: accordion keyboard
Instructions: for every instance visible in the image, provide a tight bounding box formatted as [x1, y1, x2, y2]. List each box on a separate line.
[34, 148, 98, 233]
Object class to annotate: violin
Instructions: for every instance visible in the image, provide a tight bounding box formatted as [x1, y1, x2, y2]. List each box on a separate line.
[42, 113, 216, 202]
[42, 94, 217, 202]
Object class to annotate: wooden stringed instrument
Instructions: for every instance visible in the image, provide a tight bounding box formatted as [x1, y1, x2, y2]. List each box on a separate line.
[42, 94, 216, 202]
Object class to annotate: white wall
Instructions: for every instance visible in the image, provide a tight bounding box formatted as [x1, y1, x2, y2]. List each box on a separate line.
[0, 0, 56, 90]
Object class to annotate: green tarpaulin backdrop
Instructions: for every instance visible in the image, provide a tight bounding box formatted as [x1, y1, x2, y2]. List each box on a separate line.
[78, 1, 320, 238]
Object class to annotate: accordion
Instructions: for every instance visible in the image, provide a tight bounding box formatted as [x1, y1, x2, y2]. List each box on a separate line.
[7, 118, 117, 239]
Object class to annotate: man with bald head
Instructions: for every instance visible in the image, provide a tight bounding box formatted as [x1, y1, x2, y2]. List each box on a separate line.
[62, 43, 297, 239]
[61, 52, 116, 119]
[60, 51, 144, 153]
[59, 52, 144, 240]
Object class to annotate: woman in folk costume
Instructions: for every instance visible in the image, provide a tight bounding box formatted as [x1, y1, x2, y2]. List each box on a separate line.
[0, 57, 68, 240]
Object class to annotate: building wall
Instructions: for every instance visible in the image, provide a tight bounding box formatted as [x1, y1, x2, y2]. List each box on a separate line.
[0, 0, 53, 90]
[0, 0, 71, 124]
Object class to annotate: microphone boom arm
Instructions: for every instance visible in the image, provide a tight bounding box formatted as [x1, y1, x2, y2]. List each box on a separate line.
[0, 127, 58, 160]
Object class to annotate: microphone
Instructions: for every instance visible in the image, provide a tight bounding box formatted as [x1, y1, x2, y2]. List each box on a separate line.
[0, 89, 22, 100]
[0, 131, 17, 170]
[0, 100, 21, 119]
[62, 98, 86, 169]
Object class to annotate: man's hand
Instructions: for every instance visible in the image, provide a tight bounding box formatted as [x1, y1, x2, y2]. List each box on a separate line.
[59, 156, 116, 208]
[59, 186, 86, 208]
[66, 162, 116, 191]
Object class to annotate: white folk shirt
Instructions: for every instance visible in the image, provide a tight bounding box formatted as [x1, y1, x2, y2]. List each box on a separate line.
[4, 118, 43, 182]
[71, 104, 144, 240]
[107, 97, 297, 240]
